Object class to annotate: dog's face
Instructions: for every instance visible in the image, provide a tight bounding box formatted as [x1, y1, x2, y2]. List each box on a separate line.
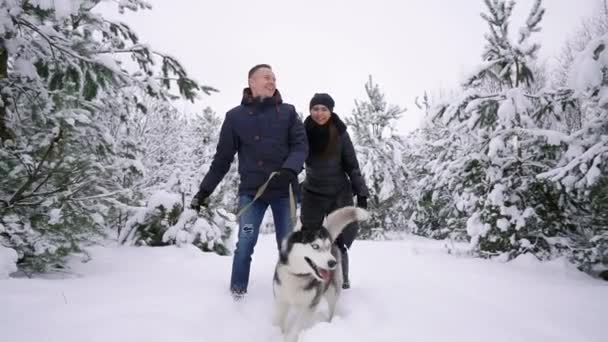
[281, 227, 337, 282]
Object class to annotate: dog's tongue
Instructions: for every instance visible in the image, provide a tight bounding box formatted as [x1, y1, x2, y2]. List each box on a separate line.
[319, 268, 331, 281]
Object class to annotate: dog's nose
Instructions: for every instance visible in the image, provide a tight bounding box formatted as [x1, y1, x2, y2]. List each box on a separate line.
[328, 260, 337, 268]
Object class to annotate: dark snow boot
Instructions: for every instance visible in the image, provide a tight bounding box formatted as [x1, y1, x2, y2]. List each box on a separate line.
[341, 249, 350, 289]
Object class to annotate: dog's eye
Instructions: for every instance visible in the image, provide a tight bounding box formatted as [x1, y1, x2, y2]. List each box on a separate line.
[311, 243, 320, 250]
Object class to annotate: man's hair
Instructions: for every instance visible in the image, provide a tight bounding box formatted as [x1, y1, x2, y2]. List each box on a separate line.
[248, 64, 272, 79]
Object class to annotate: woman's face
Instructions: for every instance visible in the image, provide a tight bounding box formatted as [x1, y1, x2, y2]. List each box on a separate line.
[310, 105, 331, 125]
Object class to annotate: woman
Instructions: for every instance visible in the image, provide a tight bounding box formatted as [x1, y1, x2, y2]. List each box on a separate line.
[300, 93, 369, 289]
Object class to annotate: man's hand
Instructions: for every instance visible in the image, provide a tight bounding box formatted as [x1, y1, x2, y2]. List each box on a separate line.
[267, 168, 297, 189]
[190, 190, 211, 212]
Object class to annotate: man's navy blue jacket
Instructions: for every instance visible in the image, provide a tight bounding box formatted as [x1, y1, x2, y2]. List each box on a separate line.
[198, 88, 308, 200]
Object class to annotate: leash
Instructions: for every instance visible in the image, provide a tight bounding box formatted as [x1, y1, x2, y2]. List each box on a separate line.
[235, 171, 297, 228]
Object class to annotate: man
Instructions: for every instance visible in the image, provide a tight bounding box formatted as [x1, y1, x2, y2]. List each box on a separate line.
[191, 64, 308, 300]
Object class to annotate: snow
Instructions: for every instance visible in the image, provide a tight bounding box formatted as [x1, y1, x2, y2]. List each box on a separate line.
[461, 60, 501, 86]
[466, 212, 491, 239]
[161, 208, 226, 248]
[497, 89, 534, 128]
[378, 170, 394, 202]
[569, 57, 603, 94]
[563, 142, 585, 162]
[488, 136, 505, 159]
[91, 213, 105, 226]
[94, 54, 123, 74]
[537, 141, 608, 187]
[1, 234, 605, 342]
[497, 95, 517, 126]
[538, 130, 563, 145]
[585, 156, 602, 187]
[516, 128, 570, 146]
[13, 58, 38, 80]
[31, 0, 53, 11]
[54, 0, 80, 19]
[146, 189, 181, 210]
[600, 87, 608, 109]
[488, 183, 505, 206]
[48, 208, 62, 225]
[496, 218, 510, 232]
[0, 245, 18, 279]
[119, 207, 148, 244]
[0, 8, 12, 35]
[29, 0, 81, 19]
[568, 35, 607, 95]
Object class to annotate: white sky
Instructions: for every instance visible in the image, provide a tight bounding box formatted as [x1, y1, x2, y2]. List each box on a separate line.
[99, 0, 598, 134]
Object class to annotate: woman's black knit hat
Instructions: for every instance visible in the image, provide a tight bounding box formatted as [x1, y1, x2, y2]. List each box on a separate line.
[309, 93, 335, 112]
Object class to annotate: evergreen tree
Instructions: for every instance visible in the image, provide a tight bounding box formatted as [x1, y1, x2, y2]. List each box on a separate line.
[428, 0, 579, 260]
[551, 0, 608, 133]
[539, 33, 608, 276]
[0, 1, 213, 272]
[405, 0, 607, 277]
[119, 107, 237, 256]
[408, 120, 471, 241]
[346, 76, 409, 238]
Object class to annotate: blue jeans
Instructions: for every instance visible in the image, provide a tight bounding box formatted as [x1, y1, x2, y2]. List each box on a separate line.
[230, 194, 295, 292]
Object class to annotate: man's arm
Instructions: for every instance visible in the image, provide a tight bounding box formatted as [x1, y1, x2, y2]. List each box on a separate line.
[198, 113, 238, 195]
[281, 107, 308, 174]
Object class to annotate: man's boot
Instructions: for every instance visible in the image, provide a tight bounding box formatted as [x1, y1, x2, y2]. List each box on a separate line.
[341, 249, 350, 289]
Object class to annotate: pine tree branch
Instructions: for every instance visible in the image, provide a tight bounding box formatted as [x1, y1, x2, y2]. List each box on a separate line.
[15, 19, 57, 60]
[71, 189, 132, 202]
[96, 45, 148, 54]
[11, 150, 35, 177]
[0, 38, 16, 143]
[8, 129, 62, 205]
[16, 18, 131, 81]
[16, 188, 68, 203]
[28, 156, 67, 197]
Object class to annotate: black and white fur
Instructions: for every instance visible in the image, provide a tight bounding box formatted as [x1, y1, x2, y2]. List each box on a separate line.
[272, 206, 370, 342]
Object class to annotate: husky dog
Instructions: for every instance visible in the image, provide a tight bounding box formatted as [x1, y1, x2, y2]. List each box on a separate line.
[272, 206, 370, 342]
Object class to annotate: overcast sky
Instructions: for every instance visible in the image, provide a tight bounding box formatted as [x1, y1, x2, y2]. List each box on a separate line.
[99, 0, 598, 133]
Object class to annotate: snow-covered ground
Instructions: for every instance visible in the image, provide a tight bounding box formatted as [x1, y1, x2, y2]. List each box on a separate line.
[1, 234, 606, 342]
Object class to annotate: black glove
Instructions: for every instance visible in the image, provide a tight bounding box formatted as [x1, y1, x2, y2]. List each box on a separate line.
[356, 195, 368, 209]
[267, 168, 297, 189]
[190, 190, 211, 212]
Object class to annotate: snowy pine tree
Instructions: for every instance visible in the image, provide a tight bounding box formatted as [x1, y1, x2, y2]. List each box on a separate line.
[407, 120, 471, 241]
[0, 1, 212, 272]
[119, 107, 237, 256]
[539, 33, 608, 276]
[426, 0, 581, 260]
[404, 0, 607, 278]
[346, 76, 409, 238]
[551, 0, 608, 133]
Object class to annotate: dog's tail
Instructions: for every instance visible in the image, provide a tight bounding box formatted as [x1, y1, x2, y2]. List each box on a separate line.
[325, 206, 370, 241]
